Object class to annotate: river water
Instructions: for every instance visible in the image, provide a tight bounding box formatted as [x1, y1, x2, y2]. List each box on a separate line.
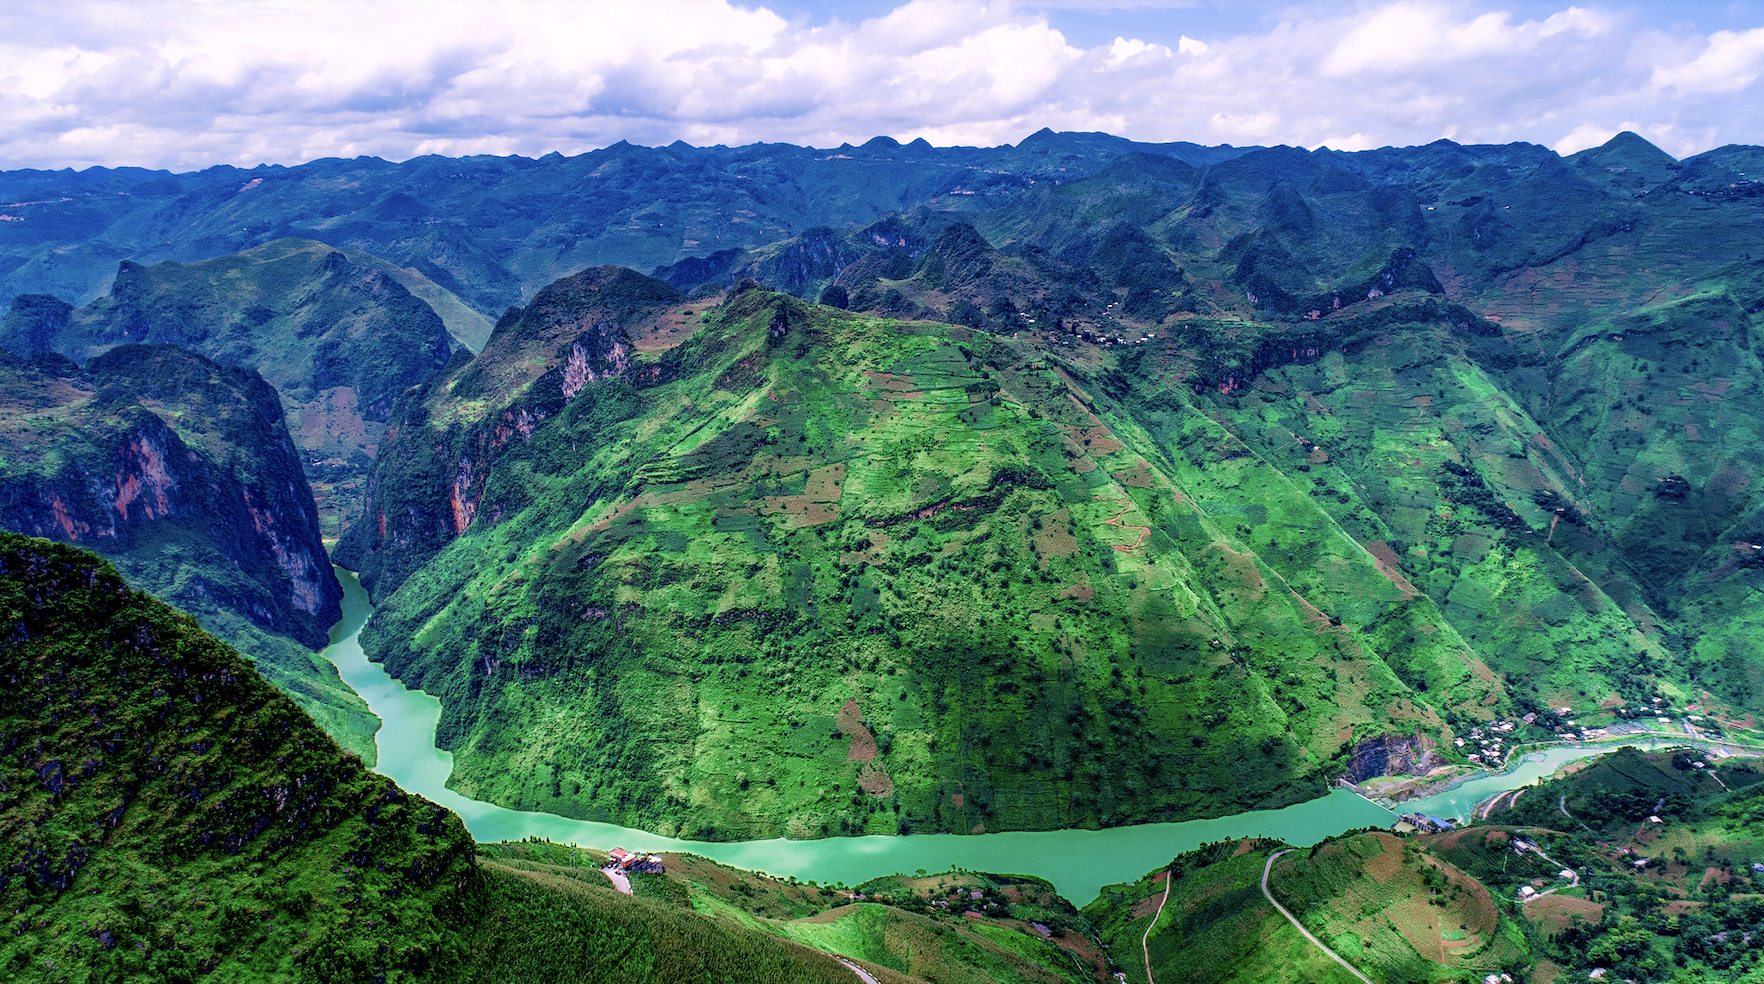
[320, 569, 1651, 905]
[1395, 739, 1678, 823]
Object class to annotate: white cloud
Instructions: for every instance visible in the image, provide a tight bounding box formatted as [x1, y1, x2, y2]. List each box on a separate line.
[1554, 121, 1623, 154]
[1651, 26, 1764, 92]
[0, 0, 1759, 170]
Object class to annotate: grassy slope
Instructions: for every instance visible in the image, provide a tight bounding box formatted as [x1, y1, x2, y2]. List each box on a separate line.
[1088, 748, 1764, 984]
[352, 273, 1483, 839]
[0, 533, 1011, 984]
[476, 841, 1086, 984]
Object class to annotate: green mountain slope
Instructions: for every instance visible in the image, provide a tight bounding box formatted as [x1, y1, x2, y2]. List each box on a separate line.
[688, 131, 1764, 734]
[336, 267, 1499, 839]
[0, 345, 375, 759]
[1088, 748, 1764, 984]
[0, 533, 475, 981]
[0, 532, 1081, 984]
[0, 238, 457, 537]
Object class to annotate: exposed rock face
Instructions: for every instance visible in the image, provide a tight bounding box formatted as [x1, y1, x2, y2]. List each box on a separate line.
[335, 265, 681, 598]
[1344, 732, 1446, 784]
[0, 345, 341, 646]
[0, 239, 455, 536]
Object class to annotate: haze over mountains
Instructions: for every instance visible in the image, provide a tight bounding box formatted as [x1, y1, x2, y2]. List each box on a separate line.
[4, 127, 1764, 982]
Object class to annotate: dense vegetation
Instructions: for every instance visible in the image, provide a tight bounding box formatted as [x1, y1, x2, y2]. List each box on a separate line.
[0, 533, 923, 984]
[0, 534, 474, 982]
[338, 267, 1483, 839]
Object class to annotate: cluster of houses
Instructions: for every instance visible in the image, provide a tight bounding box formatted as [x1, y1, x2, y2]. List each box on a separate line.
[603, 848, 665, 874]
[1456, 708, 1628, 764]
[1455, 717, 1520, 763]
[1031, 302, 1162, 350]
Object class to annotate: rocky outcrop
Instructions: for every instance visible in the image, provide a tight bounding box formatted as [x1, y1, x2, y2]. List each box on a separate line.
[1344, 732, 1446, 784]
[335, 266, 681, 598]
[0, 345, 341, 646]
[0, 239, 455, 536]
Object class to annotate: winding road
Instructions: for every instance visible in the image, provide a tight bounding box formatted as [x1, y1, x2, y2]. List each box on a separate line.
[835, 956, 879, 984]
[1142, 868, 1174, 984]
[1262, 850, 1377, 984]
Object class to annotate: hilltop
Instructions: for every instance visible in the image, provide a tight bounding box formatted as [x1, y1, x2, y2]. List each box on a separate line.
[336, 264, 1496, 838]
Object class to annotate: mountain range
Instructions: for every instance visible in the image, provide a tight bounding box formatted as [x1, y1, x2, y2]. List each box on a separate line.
[3, 127, 1764, 981]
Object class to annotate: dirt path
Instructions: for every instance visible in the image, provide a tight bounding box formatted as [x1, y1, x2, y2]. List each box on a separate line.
[1096, 496, 1151, 552]
[1514, 838, 1579, 901]
[1142, 869, 1174, 984]
[1473, 787, 1524, 821]
[1558, 795, 1594, 834]
[1262, 850, 1376, 984]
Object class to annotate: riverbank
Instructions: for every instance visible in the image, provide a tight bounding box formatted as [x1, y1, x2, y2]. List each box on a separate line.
[1374, 730, 1764, 823]
[322, 567, 1743, 904]
[322, 568, 1398, 905]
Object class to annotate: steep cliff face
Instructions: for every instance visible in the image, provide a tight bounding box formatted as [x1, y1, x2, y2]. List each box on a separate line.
[1342, 732, 1446, 785]
[0, 345, 376, 760]
[335, 264, 681, 598]
[0, 344, 341, 646]
[0, 238, 456, 537]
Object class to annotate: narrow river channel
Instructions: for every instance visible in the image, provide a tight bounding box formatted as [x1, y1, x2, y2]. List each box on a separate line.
[320, 568, 1658, 905]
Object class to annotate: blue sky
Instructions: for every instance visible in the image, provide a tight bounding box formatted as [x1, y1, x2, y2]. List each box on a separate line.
[2, 0, 1762, 170]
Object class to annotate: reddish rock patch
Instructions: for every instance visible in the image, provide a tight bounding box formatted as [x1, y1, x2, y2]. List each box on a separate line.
[856, 762, 893, 796]
[837, 698, 877, 762]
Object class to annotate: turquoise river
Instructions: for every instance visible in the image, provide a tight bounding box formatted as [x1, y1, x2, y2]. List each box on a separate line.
[322, 569, 1671, 905]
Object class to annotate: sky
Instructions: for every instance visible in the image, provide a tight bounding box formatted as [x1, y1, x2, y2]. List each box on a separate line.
[2, 0, 1762, 171]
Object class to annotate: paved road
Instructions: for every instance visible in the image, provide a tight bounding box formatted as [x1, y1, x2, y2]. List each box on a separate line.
[835, 956, 879, 984]
[1262, 850, 1377, 984]
[1142, 868, 1174, 984]
[601, 868, 631, 895]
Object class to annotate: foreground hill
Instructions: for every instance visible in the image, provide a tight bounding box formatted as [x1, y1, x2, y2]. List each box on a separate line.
[0, 238, 462, 536]
[0, 533, 921, 984]
[0, 345, 373, 758]
[1088, 747, 1764, 983]
[336, 265, 1495, 838]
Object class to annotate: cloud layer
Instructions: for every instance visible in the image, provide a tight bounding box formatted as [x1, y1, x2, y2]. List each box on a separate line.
[1, 0, 1760, 170]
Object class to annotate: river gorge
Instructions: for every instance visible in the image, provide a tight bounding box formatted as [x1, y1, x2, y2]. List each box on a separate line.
[324, 568, 1680, 905]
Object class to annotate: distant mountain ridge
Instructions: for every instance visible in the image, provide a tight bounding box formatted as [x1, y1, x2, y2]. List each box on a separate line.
[5, 129, 1752, 328]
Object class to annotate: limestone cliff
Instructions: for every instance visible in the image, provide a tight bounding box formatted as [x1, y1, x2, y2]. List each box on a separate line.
[0, 341, 348, 638]
[335, 265, 680, 598]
